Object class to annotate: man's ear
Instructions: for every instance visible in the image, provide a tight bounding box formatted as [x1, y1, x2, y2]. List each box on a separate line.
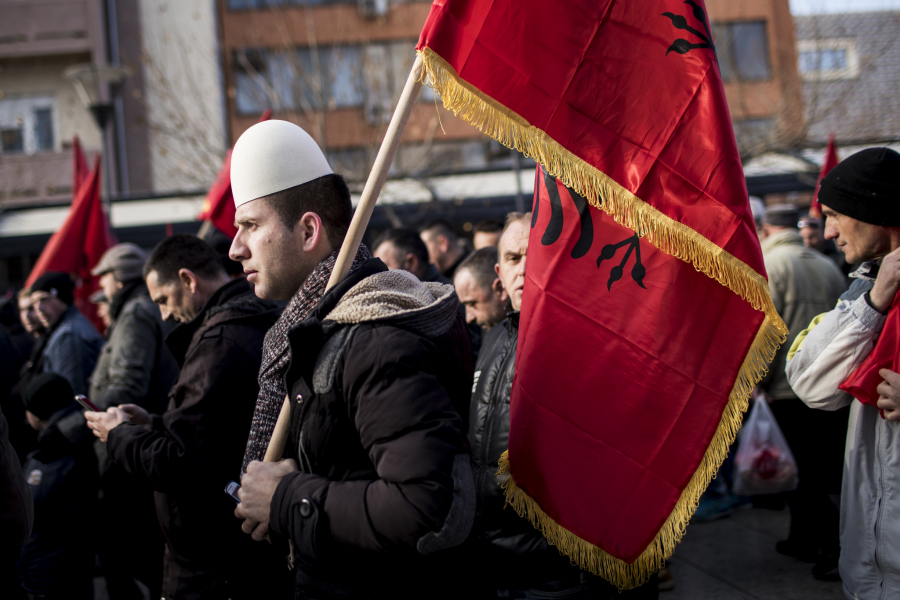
[178, 268, 199, 294]
[297, 212, 326, 252]
[492, 276, 508, 302]
[439, 235, 450, 253]
[494, 263, 501, 278]
[403, 253, 419, 274]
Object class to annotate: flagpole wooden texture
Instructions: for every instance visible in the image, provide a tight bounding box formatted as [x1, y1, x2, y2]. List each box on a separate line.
[262, 54, 424, 463]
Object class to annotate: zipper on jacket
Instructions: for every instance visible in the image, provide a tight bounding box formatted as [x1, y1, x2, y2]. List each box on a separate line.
[875, 416, 885, 599]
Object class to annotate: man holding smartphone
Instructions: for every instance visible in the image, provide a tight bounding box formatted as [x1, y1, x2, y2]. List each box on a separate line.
[86, 235, 291, 600]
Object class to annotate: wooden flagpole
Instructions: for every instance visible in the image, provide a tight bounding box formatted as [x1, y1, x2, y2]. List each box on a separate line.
[263, 54, 425, 463]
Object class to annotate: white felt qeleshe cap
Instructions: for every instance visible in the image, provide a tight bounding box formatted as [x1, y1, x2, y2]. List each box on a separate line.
[231, 120, 333, 208]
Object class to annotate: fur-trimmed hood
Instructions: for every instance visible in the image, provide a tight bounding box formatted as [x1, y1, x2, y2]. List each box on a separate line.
[325, 269, 459, 339]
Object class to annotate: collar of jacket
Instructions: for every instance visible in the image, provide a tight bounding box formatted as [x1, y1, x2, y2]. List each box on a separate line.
[46, 304, 79, 337]
[165, 278, 256, 365]
[851, 259, 881, 282]
[108, 279, 147, 324]
[284, 257, 388, 389]
[760, 228, 803, 253]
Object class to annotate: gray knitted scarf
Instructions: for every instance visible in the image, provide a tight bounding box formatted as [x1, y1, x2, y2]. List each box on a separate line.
[241, 244, 371, 472]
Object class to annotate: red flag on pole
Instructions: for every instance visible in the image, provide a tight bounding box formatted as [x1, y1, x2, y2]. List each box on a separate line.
[417, 0, 786, 588]
[198, 109, 272, 238]
[809, 134, 839, 219]
[26, 156, 115, 332]
[72, 135, 91, 194]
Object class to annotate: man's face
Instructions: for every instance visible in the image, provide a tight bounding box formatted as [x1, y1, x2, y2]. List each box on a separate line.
[822, 206, 891, 264]
[18, 296, 42, 334]
[800, 225, 824, 251]
[30, 291, 68, 329]
[230, 199, 315, 301]
[473, 231, 501, 250]
[454, 267, 507, 330]
[98, 272, 122, 303]
[496, 220, 529, 311]
[146, 270, 198, 323]
[420, 230, 445, 266]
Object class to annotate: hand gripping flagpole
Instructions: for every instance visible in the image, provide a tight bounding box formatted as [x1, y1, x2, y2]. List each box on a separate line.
[263, 54, 425, 463]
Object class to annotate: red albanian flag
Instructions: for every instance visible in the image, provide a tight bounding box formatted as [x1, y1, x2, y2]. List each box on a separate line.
[26, 156, 115, 333]
[198, 109, 272, 238]
[809, 133, 839, 219]
[417, 0, 787, 588]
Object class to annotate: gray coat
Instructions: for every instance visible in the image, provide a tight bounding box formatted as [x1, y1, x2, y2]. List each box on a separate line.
[89, 281, 178, 414]
[761, 229, 846, 400]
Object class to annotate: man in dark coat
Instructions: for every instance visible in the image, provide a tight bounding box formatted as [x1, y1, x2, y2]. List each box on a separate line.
[0, 328, 33, 600]
[468, 214, 657, 599]
[228, 120, 475, 599]
[87, 234, 290, 600]
[78, 243, 181, 600]
[18, 373, 97, 600]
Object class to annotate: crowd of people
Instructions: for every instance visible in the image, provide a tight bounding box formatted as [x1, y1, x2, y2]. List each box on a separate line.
[1, 118, 899, 600]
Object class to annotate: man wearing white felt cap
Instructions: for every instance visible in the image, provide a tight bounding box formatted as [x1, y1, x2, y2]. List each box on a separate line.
[230, 120, 476, 599]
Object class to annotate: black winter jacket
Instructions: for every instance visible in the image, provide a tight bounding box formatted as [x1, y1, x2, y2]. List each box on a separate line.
[468, 313, 576, 589]
[18, 404, 98, 595]
[107, 278, 290, 599]
[272, 259, 475, 599]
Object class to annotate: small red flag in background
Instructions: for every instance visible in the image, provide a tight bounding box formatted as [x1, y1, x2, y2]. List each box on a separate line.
[72, 135, 91, 194]
[417, 0, 787, 588]
[198, 109, 272, 238]
[26, 156, 116, 333]
[809, 134, 839, 219]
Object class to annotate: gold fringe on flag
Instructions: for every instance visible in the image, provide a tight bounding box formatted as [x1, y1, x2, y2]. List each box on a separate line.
[417, 46, 789, 590]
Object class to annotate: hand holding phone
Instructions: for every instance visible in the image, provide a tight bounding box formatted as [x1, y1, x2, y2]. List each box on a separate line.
[74, 394, 101, 412]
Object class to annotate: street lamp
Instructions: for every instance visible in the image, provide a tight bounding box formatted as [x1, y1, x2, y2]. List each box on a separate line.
[63, 63, 131, 202]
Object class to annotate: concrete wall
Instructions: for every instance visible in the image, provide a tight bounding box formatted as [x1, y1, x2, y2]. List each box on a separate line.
[138, 0, 226, 192]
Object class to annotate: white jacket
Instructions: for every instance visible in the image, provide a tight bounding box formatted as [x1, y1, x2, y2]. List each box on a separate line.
[786, 263, 900, 600]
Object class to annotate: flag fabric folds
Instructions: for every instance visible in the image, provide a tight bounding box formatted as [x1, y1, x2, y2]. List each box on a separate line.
[26, 156, 115, 332]
[198, 109, 272, 238]
[416, 0, 787, 588]
[809, 134, 839, 219]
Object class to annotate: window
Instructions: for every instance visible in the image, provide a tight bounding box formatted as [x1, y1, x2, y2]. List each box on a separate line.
[34, 108, 54, 151]
[713, 21, 772, 82]
[233, 42, 426, 116]
[0, 96, 55, 154]
[797, 39, 859, 81]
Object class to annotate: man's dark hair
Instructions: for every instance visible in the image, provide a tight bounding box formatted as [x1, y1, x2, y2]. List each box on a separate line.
[421, 219, 458, 243]
[144, 234, 227, 285]
[263, 174, 353, 249]
[373, 228, 429, 265]
[456, 246, 499, 290]
[474, 219, 503, 234]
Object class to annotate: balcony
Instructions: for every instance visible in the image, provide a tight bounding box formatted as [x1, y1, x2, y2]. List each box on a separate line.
[0, 0, 101, 60]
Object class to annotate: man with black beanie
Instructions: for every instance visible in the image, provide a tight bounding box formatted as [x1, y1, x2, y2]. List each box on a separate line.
[786, 147, 900, 594]
[17, 373, 97, 600]
[29, 272, 104, 399]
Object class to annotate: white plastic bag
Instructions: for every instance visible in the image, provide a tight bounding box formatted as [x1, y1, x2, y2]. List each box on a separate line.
[732, 395, 799, 496]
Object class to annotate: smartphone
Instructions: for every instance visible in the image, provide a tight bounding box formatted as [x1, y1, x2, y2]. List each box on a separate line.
[74, 394, 101, 412]
[225, 481, 241, 504]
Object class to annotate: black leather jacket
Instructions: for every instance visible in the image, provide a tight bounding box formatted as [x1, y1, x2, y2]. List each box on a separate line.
[468, 312, 576, 589]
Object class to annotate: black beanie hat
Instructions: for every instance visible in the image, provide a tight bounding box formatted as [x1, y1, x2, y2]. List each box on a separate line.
[24, 373, 74, 421]
[30, 272, 74, 306]
[818, 147, 900, 226]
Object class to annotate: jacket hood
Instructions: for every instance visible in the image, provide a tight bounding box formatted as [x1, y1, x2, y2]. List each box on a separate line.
[325, 269, 459, 338]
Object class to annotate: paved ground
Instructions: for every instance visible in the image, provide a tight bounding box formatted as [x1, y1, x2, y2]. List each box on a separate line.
[665, 507, 845, 600]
